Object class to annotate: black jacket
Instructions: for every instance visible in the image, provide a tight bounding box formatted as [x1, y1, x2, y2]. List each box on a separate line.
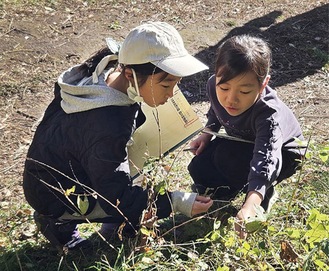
[23, 83, 172, 226]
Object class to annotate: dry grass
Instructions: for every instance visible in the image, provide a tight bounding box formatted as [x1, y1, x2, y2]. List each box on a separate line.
[0, 1, 328, 270]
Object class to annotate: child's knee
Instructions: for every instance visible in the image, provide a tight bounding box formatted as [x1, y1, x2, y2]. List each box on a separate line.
[187, 156, 202, 177]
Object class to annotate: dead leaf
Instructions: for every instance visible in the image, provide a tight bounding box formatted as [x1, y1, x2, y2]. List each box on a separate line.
[117, 222, 126, 241]
[162, 164, 171, 172]
[280, 240, 299, 263]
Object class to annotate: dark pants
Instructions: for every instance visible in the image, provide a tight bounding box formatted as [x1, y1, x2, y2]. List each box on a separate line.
[188, 138, 301, 200]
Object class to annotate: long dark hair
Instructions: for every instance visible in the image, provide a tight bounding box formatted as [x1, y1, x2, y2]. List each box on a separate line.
[78, 47, 166, 86]
[215, 35, 271, 84]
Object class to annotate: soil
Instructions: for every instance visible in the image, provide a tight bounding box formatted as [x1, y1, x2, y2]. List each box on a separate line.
[0, 1, 328, 222]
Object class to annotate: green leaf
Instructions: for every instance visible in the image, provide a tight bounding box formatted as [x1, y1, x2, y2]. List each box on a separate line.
[314, 259, 329, 270]
[65, 185, 76, 196]
[210, 231, 221, 241]
[140, 226, 153, 237]
[244, 205, 268, 233]
[77, 195, 89, 215]
[258, 241, 266, 249]
[217, 266, 230, 271]
[319, 151, 328, 163]
[267, 225, 276, 232]
[286, 228, 301, 239]
[307, 209, 329, 225]
[304, 224, 328, 244]
[155, 182, 166, 195]
[224, 236, 235, 248]
[305, 152, 312, 159]
[243, 241, 251, 250]
[245, 219, 267, 233]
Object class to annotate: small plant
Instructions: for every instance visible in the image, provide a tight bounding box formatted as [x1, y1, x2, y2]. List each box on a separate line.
[108, 21, 123, 30]
[225, 20, 236, 27]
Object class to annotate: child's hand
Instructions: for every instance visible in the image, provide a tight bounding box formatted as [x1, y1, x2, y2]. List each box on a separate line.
[191, 195, 213, 216]
[235, 205, 255, 239]
[234, 191, 262, 239]
[189, 131, 212, 155]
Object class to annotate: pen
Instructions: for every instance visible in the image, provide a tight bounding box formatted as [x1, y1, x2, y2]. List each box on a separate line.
[183, 147, 198, 152]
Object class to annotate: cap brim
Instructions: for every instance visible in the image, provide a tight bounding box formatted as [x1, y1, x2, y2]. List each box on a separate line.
[151, 54, 208, 77]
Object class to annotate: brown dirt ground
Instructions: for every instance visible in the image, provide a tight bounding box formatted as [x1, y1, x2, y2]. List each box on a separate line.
[0, 0, 328, 232]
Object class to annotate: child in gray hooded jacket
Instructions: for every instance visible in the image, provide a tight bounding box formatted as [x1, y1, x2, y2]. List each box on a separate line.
[23, 21, 212, 250]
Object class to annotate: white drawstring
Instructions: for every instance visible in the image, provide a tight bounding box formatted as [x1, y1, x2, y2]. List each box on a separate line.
[127, 68, 144, 102]
[92, 54, 118, 84]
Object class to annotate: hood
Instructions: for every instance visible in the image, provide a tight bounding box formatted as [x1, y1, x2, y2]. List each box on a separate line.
[58, 56, 135, 114]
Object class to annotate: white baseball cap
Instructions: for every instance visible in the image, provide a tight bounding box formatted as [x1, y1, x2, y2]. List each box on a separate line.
[118, 21, 208, 77]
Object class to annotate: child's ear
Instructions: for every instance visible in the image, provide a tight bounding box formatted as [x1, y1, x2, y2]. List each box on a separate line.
[260, 75, 270, 93]
[124, 68, 133, 81]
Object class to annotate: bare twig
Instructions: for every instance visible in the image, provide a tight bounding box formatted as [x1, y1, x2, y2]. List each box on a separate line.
[26, 158, 138, 233]
[48, 24, 63, 35]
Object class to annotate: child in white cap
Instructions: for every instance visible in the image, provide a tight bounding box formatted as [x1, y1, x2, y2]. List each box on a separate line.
[23, 21, 212, 250]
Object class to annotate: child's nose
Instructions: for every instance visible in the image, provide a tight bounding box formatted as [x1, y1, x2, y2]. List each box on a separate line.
[227, 92, 238, 103]
[167, 88, 174, 98]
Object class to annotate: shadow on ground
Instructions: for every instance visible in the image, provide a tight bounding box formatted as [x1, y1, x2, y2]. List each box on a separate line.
[0, 234, 127, 271]
[0, 216, 216, 271]
[181, 4, 329, 103]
